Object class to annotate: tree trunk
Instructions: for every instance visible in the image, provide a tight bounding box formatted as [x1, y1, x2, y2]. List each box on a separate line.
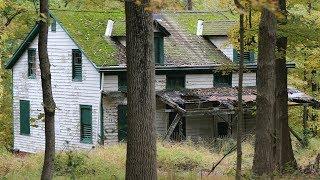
[187, 0, 193, 10]
[252, 7, 277, 175]
[275, 0, 297, 172]
[236, 13, 244, 180]
[39, 0, 56, 179]
[125, 0, 157, 179]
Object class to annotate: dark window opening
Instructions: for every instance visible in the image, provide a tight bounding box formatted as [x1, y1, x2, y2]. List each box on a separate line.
[166, 75, 185, 90]
[217, 122, 229, 137]
[28, 48, 36, 79]
[72, 49, 82, 81]
[214, 72, 232, 87]
[118, 105, 128, 142]
[118, 73, 127, 92]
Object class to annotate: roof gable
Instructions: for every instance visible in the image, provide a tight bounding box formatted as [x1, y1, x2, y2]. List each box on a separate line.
[5, 24, 40, 69]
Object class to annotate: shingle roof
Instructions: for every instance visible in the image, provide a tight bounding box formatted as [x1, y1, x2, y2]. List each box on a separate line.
[202, 20, 237, 36]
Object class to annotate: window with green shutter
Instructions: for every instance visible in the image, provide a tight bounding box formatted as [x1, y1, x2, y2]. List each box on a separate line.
[51, 19, 56, 32]
[233, 49, 255, 63]
[117, 105, 128, 142]
[20, 100, 30, 135]
[154, 34, 164, 65]
[118, 73, 127, 92]
[28, 48, 36, 79]
[166, 75, 185, 90]
[72, 49, 82, 81]
[214, 72, 232, 87]
[80, 105, 92, 144]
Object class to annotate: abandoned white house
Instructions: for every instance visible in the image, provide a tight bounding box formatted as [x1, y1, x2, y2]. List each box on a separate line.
[5, 10, 318, 153]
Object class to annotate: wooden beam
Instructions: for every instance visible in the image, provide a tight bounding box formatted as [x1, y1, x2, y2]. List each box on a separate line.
[157, 95, 186, 115]
[164, 114, 182, 141]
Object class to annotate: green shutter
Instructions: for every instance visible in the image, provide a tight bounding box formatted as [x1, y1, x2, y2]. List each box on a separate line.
[118, 73, 127, 92]
[28, 48, 36, 79]
[214, 72, 232, 87]
[154, 36, 164, 65]
[72, 49, 82, 81]
[51, 19, 56, 32]
[80, 105, 92, 144]
[117, 105, 128, 142]
[166, 75, 185, 90]
[20, 100, 30, 135]
[233, 49, 255, 63]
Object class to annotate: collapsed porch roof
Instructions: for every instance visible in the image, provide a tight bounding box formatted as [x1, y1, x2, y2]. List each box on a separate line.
[156, 87, 320, 117]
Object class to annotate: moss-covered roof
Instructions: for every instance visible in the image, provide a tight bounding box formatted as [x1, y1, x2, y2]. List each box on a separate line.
[168, 11, 237, 35]
[203, 20, 237, 36]
[52, 10, 125, 67]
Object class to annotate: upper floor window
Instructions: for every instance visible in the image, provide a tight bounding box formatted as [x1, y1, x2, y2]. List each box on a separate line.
[154, 33, 164, 65]
[166, 75, 185, 90]
[214, 72, 232, 87]
[118, 73, 127, 92]
[72, 49, 82, 81]
[51, 19, 56, 32]
[28, 48, 36, 79]
[233, 49, 255, 63]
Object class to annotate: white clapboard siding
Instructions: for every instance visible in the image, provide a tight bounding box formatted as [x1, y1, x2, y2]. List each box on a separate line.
[186, 74, 213, 89]
[156, 75, 166, 91]
[103, 75, 118, 91]
[232, 72, 256, 87]
[209, 37, 234, 60]
[12, 22, 101, 153]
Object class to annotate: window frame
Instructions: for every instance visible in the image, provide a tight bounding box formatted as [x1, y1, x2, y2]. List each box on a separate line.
[213, 72, 232, 87]
[28, 48, 36, 79]
[72, 49, 82, 81]
[166, 74, 186, 90]
[154, 33, 164, 65]
[80, 105, 93, 144]
[20, 100, 30, 136]
[51, 19, 57, 32]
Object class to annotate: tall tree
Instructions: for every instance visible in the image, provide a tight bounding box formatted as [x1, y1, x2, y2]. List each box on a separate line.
[275, 0, 297, 172]
[39, 0, 56, 179]
[252, 5, 277, 175]
[125, 0, 157, 179]
[187, 0, 193, 10]
[236, 12, 244, 180]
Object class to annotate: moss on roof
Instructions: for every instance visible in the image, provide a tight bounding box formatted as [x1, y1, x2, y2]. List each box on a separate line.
[169, 11, 237, 35]
[52, 10, 125, 66]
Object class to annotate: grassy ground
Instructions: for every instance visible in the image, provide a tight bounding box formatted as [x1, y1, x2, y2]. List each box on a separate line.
[1, 136, 320, 179]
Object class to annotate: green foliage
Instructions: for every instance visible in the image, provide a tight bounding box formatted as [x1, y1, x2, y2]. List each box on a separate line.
[52, 10, 124, 66]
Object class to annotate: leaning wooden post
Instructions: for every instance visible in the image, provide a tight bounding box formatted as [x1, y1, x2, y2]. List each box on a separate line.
[303, 103, 309, 147]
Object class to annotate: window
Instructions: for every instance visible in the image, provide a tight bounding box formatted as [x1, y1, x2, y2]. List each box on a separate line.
[20, 100, 30, 135]
[154, 34, 164, 65]
[233, 49, 255, 63]
[51, 19, 56, 32]
[166, 75, 185, 90]
[117, 105, 128, 142]
[118, 74, 127, 92]
[80, 105, 92, 144]
[28, 48, 36, 78]
[72, 49, 82, 81]
[214, 72, 232, 87]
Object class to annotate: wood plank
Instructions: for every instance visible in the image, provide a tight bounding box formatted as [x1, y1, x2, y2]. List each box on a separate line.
[164, 114, 182, 140]
[157, 95, 186, 115]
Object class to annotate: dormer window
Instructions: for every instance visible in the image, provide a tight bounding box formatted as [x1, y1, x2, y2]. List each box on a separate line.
[72, 49, 82, 81]
[154, 33, 164, 65]
[233, 49, 255, 63]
